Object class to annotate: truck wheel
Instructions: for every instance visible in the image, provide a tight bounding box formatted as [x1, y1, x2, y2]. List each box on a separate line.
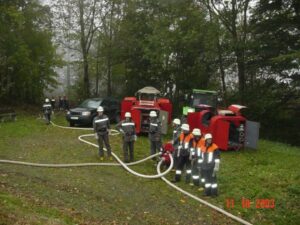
[69, 121, 75, 127]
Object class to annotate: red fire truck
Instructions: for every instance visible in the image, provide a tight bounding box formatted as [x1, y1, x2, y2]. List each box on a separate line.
[120, 87, 172, 134]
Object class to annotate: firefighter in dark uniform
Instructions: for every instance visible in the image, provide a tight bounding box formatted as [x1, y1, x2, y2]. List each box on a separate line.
[148, 111, 162, 159]
[50, 97, 56, 110]
[93, 106, 112, 160]
[116, 112, 137, 162]
[42, 98, 52, 125]
[173, 124, 193, 183]
[191, 128, 204, 186]
[172, 118, 181, 169]
[200, 133, 220, 197]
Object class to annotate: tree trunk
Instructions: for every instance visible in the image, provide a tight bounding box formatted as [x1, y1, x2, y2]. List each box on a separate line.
[106, 1, 115, 97]
[107, 57, 112, 96]
[79, 0, 90, 98]
[235, 49, 245, 103]
[83, 52, 90, 97]
[217, 40, 227, 104]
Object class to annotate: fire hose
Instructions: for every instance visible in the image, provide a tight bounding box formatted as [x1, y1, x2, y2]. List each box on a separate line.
[0, 121, 253, 225]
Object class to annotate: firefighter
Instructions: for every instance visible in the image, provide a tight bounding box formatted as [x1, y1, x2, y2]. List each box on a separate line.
[200, 133, 220, 197]
[181, 108, 194, 124]
[50, 96, 56, 110]
[173, 123, 193, 183]
[148, 111, 162, 159]
[172, 118, 181, 169]
[93, 106, 112, 161]
[191, 128, 205, 186]
[42, 98, 52, 125]
[116, 112, 137, 162]
[58, 96, 63, 111]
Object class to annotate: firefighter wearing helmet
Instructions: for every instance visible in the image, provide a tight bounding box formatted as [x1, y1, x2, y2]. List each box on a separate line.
[173, 123, 193, 183]
[190, 128, 205, 186]
[200, 133, 220, 196]
[93, 106, 112, 160]
[116, 112, 137, 162]
[148, 110, 162, 159]
[172, 118, 181, 169]
[42, 98, 52, 125]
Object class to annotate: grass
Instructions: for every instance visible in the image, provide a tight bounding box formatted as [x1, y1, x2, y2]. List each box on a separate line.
[0, 110, 299, 225]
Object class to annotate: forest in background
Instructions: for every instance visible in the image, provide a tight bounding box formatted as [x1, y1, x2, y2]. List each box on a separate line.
[0, 0, 299, 145]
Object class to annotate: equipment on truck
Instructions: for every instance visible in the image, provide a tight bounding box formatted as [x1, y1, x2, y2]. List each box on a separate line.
[121, 86, 172, 134]
[183, 89, 260, 150]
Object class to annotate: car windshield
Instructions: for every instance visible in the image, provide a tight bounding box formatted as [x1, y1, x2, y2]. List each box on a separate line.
[139, 93, 156, 101]
[191, 94, 216, 108]
[79, 99, 102, 108]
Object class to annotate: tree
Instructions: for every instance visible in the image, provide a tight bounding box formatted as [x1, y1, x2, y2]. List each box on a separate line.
[0, 0, 61, 104]
[203, 0, 252, 102]
[52, 0, 102, 98]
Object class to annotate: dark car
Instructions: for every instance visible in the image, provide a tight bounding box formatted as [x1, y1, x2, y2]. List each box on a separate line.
[66, 97, 120, 127]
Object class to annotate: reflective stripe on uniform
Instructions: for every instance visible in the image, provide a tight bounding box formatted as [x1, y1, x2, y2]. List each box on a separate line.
[208, 152, 213, 163]
[122, 122, 135, 126]
[197, 148, 201, 156]
[95, 118, 108, 123]
[186, 170, 192, 174]
[192, 175, 200, 179]
[205, 183, 211, 188]
[212, 184, 218, 188]
[176, 170, 182, 175]
[150, 123, 158, 126]
[43, 104, 51, 107]
[198, 159, 203, 163]
[184, 143, 189, 149]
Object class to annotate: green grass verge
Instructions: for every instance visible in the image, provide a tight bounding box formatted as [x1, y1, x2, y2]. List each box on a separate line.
[0, 111, 299, 225]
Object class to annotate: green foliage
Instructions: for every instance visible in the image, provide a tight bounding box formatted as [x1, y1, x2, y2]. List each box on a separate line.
[116, 0, 219, 98]
[0, 0, 61, 104]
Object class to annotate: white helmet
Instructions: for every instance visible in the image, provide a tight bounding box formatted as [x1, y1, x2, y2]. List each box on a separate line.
[45, 98, 50, 103]
[150, 111, 157, 117]
[97, 106, 104, 112]
[181, 123, 190, 131]
[125, 112, 131, 118]
[192, 128, 201, 136]
[173, 118, 181, 125]
[204, 133, 213, 140]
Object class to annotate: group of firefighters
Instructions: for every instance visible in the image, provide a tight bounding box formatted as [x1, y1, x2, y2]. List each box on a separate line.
[92, 106, 220, 197]
[43, 99, 220, 197]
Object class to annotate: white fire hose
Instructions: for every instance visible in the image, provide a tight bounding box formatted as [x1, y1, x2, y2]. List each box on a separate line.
[0, 121, 252, 225]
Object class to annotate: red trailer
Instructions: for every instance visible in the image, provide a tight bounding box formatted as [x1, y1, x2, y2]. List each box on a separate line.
[185, 90, 260, 150]
[121, 87, 172, 134]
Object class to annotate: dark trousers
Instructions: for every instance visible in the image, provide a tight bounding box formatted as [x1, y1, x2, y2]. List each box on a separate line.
[175, 155, 192, 182]
[202, 168, 218, 196]
[173, 148, 179, 169]
[150, 140, 162, 155]
[97, 133, 111, 157]
[191, 159, 200, 186]
[123, 141, 134, 162]
[44, 113, 51, 125]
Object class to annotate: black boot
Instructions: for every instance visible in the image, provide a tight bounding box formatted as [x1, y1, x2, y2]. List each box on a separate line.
[211, 189, 218, 197]
[204, 186, 211, 196]
[193, 179, 200, 186]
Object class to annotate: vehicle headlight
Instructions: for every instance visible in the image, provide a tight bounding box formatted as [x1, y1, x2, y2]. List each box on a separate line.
[82, 111, 91, 116]
[67, 111, 70, 115]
